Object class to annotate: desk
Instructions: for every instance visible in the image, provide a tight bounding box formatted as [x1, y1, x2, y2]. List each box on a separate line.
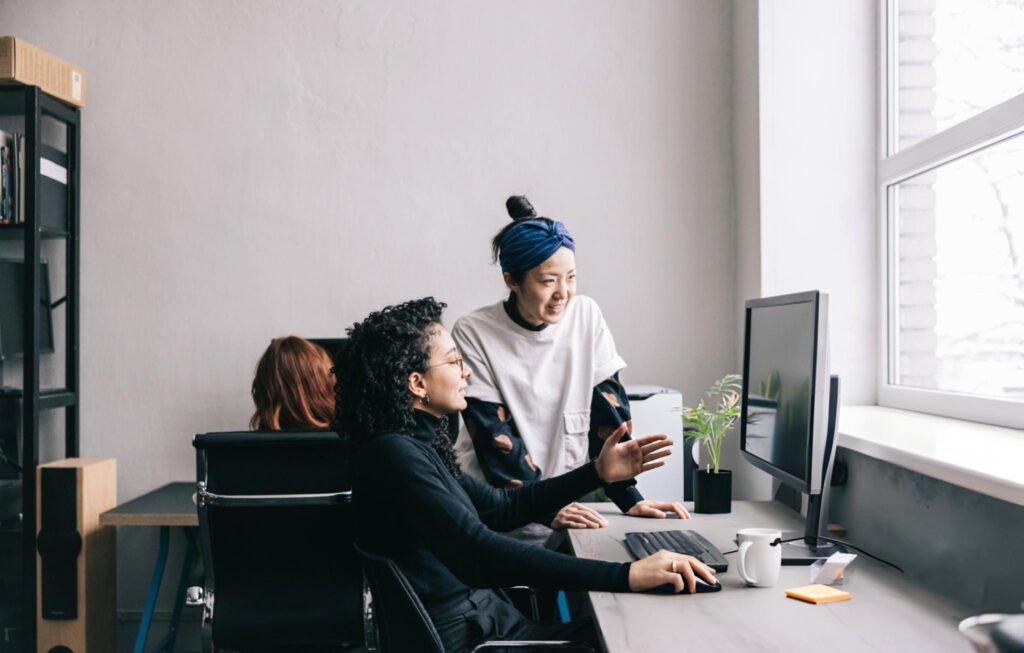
[569, 501, 969, 652]
[100, 482, 198, 653]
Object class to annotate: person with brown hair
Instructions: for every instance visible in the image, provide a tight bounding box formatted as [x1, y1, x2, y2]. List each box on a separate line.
[250, 336, 335, 430]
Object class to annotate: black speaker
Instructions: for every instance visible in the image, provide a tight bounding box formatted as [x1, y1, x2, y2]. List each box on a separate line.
[37, 468, 82, 619]
[36, 458, 116, 652]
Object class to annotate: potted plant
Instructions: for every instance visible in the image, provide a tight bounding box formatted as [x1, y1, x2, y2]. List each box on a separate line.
[683, 374, 742, 513]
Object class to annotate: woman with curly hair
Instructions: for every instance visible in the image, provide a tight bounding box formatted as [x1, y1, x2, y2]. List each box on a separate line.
[335, 297, 717, 653]
[250, 336, 334, 430]
[451, 195, 688, 546]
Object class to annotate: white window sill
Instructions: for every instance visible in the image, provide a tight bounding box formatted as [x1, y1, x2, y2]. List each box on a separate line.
[838, 406, 1024, 507]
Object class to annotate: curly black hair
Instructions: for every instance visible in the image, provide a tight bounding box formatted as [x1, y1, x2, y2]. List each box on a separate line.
[333, 297, 462, 478]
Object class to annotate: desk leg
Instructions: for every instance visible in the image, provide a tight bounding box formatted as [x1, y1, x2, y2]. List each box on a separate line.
[557, 591, 571, 623]
[153, 527, 197, 653]
[134, 526, 170, 653]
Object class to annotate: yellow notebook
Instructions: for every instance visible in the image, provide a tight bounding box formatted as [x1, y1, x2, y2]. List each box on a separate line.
[785, 584, 852, 604]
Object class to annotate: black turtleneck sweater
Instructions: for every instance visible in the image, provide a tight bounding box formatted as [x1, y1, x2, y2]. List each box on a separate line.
[353, 409, 632, 608]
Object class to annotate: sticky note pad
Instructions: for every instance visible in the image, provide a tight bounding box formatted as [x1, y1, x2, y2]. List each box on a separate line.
[785, 584, 852, 604]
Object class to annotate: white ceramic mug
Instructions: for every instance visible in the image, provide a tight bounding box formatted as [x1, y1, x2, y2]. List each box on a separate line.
[736, 528, 782, 588]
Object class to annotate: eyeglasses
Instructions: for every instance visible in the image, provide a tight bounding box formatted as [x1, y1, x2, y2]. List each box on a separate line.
[425, 357, 466, 374]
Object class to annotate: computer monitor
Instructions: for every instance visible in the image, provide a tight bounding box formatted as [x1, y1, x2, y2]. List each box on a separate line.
[739, 290, 841, 565]
[0, 259, 55, 360]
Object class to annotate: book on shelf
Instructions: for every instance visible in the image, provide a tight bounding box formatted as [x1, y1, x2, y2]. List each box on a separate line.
[0, 128, 26, 225]
[15, 133, 24, 223]
[0, 130, 10, 224]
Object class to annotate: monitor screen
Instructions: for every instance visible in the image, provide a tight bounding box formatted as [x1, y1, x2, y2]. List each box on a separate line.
[740, 291, 829, 494]
[0, 259, 55, 358]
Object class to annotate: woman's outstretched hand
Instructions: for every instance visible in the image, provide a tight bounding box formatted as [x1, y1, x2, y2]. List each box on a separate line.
[593, 423, 672, 483]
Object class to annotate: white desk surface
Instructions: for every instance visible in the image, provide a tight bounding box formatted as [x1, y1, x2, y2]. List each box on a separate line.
[568, 501, 971, 653]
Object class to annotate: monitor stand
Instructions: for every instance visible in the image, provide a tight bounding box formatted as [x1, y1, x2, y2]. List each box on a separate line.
[780, 532, 840, 565]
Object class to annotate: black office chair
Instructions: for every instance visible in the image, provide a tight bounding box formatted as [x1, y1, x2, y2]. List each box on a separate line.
[355, 544, 594, 653]
[191, 430, 363, 652]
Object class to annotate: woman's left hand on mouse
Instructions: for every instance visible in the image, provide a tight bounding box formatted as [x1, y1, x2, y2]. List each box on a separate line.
[628, 551, 717, 594]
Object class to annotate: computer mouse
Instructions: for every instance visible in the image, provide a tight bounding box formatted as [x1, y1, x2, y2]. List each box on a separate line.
[647, 575, 722, 595]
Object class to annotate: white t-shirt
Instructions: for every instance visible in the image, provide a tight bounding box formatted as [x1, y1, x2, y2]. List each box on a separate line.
[451, 295, 626, 482]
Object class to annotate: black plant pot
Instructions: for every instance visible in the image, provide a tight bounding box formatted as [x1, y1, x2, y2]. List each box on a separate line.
[693, 469, 732, 514]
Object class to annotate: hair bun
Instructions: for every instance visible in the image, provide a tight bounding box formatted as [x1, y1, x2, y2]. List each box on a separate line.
[506, 195, 537, 221]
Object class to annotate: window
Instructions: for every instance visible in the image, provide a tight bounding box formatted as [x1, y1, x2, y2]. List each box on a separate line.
[881, 0, 1024, 429]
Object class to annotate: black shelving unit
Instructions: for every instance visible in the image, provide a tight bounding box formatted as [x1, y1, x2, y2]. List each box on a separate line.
[0, 85, 80, 653]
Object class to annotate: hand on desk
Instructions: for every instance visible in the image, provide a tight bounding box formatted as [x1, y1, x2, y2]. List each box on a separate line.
[594, 424, 672, 483]
[626, 500, 690, 520]
[628, 551, 717, 594]
[550, 502, 609, 530]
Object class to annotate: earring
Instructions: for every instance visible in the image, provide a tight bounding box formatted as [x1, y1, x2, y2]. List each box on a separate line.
[422, 394, 431, 406]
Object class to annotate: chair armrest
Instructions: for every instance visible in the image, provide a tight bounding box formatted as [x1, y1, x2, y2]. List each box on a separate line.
[473, 641, 595, 652]
[185, 586, 204, 606]
[196, 483, 351, 507]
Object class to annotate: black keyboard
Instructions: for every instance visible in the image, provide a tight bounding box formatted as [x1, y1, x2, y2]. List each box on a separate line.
[624, 530, 729, 572]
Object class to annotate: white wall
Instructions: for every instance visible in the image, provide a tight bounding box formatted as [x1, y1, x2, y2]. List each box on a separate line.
[723, 0, 878, 501]
[0, 0, 739, 616]
[757, 0, 878, 409]
[722, 0, 769, 501]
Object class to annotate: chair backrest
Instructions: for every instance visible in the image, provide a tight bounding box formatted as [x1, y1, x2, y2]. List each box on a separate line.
[309, 337, 348, 366]
[193, 430, 362, 650]
[355, 543, 445, 653]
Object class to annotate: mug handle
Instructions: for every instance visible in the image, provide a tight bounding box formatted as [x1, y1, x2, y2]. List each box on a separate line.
[737, 541, 757, 585]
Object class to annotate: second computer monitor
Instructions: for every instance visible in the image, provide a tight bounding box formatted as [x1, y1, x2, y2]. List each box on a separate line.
[740, 291, 831, 496]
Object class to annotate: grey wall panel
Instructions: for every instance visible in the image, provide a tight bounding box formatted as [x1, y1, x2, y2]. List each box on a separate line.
[830, 448, 1024, 614]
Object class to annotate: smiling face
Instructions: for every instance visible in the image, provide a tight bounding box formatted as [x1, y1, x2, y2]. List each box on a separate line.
[504, 246, 577, 326]
[409, 325, 471, 417]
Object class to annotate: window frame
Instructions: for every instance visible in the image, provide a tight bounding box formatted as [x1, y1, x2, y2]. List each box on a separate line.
[878, 0, 1024, 430]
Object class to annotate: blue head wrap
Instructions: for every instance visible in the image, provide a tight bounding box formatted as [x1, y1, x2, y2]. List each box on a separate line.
[497, 219, 576, 274]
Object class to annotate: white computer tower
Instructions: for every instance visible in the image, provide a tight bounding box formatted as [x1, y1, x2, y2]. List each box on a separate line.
[625, 385, 685, 502]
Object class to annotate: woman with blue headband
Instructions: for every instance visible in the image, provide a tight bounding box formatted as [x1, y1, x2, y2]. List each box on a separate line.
[452, 196, 689, 546]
